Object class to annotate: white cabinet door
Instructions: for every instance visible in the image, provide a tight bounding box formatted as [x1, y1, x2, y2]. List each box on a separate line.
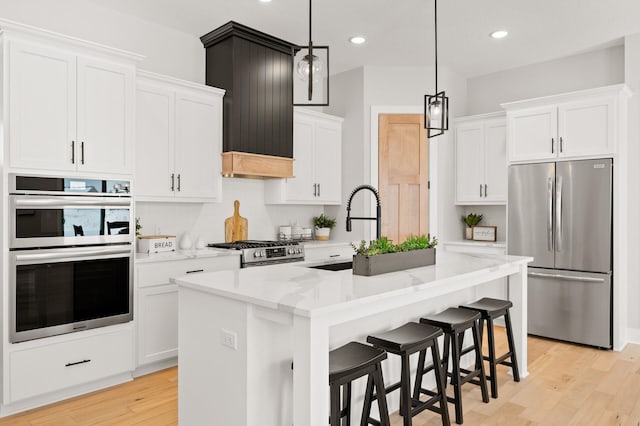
[138, 285, 178, 366]
[8, 40, 77, 171]
[76, 57, 134, 174]
[135, 83, 175, 198]
[285, 115, 315, 202]
[455, 123, 484, 203]
[508, 106, 557, 162]
[483, 120, 507, 202]
[314, 119, 342, 204]
[174, 92, 222, 200]
[558, 97, 615, 157]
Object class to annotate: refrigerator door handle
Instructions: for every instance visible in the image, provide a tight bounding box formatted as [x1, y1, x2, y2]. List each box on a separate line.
[555, 175, 563, 252]
[528, 272, 605, 283]
[547, 177, 554, 251]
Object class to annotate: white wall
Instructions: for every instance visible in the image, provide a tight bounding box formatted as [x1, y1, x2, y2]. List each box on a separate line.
[624, 34, 640, 339]
[467, 45, 625, 115]
[0, 0, 205, 82]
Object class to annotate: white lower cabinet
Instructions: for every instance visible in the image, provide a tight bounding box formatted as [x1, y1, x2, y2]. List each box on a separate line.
[9, 328, 133, 403]
[303, 243, 353, 262]
[135, 255, 240, 371]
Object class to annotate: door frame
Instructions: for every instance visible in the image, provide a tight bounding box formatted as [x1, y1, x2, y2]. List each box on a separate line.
[370, 105, 438, 241]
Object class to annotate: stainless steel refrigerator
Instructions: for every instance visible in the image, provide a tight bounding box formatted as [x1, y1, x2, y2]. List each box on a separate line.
[508, 159, 612, 348]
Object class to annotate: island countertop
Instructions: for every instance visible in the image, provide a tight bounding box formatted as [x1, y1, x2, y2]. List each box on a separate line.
[175, 252, 532, 319]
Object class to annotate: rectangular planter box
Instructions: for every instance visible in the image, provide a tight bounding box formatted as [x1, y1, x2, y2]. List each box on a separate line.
[352, 248, 436, 276]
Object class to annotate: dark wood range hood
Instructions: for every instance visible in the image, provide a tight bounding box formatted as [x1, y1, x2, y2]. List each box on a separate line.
[201, 21, 297, 179]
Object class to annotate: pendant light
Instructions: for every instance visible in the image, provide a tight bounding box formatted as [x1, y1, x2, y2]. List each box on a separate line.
[424, 0, 448, 137]
[293, 0, 329, 106]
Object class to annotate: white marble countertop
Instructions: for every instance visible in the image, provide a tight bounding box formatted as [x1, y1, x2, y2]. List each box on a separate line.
[175, 252, 531, 318]
[135, 247, 241, 264]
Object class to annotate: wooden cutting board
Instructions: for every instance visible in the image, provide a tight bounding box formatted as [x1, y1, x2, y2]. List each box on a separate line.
[225, 200, 248, 242]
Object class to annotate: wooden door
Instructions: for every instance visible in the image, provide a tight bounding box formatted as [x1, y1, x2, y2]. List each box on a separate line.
[378, 114, 429, 244]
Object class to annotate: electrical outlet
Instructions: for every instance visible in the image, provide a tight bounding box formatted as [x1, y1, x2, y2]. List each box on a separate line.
[221, 329, 237, 350]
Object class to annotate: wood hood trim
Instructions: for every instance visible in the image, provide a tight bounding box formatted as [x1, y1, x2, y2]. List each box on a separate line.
[221, 151, 293, 179]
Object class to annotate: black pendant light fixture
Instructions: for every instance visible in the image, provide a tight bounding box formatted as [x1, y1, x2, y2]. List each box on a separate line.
[293, 0, 329, 106]
[424, 0, 448, 137]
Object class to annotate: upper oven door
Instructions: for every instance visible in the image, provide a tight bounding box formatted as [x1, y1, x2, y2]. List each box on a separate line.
[10, 195, 132, 248]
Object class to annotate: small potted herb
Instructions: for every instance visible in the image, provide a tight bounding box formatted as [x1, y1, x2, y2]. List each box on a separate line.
[313, 214, 336, 240]
[351, 235, 438, 276]
[462, 213, 483, 240]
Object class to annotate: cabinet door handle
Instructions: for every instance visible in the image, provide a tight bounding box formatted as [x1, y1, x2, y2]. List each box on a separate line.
[479, 184, 483, 197]
[560, 136, 564, 153]
[317, 183, 320, 197]
[177, 174, 181, 192]
[484, 184, 488, 197]
[313, 183, 317, 197]
[81, 142, 85, 165]
[71, 141, 75, 164]
[171, 173, 175, 191]
[551, 138, 555, 154]
[65, 359, 91, 367]
[186, 269, 204, 274]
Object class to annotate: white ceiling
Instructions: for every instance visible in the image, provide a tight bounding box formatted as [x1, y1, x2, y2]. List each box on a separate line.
[87, 0, 640, 77]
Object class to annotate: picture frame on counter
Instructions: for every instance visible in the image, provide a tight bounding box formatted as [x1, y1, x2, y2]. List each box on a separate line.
[472, 226, 497, 242]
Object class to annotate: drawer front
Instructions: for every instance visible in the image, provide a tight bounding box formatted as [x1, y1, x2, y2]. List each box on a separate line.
[137, 256, 240, 288]
[442, 244, 506, 256]
[304, 244, 353, 262]
[10, 328, 133, 402]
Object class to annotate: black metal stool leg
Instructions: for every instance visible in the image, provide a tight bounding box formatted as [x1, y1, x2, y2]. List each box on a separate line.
[504, 310, 520, 382]
[472, 322, 490, 403]
[330, 381, 342, 426]
[486, 317, 498, 398]
[431, 339, 451, 426]
[450, 332, 463, 424]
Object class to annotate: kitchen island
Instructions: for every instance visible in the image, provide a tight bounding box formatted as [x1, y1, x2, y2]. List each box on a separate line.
[176, 252, 532, 426]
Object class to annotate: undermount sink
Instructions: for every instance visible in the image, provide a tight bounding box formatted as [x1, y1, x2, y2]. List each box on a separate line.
[308, 261, 353, 271]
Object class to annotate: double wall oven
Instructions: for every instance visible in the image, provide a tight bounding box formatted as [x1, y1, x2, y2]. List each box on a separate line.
[9, 175, 134, 343]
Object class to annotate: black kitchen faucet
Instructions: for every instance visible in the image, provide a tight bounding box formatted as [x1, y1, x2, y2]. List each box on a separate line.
[346, 185, 382, 239]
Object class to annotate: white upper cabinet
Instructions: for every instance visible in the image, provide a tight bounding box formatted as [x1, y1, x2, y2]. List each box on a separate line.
[504, 85, 628, 163]
[265, 108, 343, 205]
[136, 71, 225, 202]
[6, 38, 136, 174]
[455, 114, 507, 204]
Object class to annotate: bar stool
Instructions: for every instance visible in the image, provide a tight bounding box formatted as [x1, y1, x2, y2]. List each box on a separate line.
[420, 308, 489, 424]
[329, 341, 390, 426]
[458, 297, 520, 399]
[366, 322, 450, 426]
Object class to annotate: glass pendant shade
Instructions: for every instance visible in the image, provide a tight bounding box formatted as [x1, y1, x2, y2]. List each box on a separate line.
[424, 91, 449, 138]
[296, 53, 324, 83]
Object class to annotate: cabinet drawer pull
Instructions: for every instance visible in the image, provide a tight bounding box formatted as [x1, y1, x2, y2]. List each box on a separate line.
[186, 269, 204, 274]
[329, 254, 341, 258]
[65, 359, 91, 367]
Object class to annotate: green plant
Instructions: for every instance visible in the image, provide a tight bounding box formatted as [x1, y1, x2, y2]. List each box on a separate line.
[352, 235, 437, 256]
[313, 214, 336, 229]
[135, 217, 142, 237]
[462, 213, 483, 227]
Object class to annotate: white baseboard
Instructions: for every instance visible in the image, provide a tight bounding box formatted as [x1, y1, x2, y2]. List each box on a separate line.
[133, 357, 178, 378]
[626, 328, 640, 345]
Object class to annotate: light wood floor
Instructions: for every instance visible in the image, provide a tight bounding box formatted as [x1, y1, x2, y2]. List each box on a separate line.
[2, 329, 640, 425]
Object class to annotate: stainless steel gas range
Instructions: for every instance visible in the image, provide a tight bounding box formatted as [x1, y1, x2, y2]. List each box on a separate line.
[207, 240, 305, 267]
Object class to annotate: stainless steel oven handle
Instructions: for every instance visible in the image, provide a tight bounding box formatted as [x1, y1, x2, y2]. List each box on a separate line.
[15, 246, 131, 262]
[527, 272, 605, 283]
[14, 197, 131, 207]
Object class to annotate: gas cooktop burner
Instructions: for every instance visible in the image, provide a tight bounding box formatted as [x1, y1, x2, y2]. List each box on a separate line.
[207, 240, 299, 250]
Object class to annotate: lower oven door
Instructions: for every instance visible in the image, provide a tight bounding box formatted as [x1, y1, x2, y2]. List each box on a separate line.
[10, 245, 133, 343]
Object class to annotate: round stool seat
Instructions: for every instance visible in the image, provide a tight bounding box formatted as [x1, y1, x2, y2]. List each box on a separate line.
[329, 342, 387, 382]
[420, 307, 481, 332]
[367, 322, 443, 354]
[459, 297, 513, 317]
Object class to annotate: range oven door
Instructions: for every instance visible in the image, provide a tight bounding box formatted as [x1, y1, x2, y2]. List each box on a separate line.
[10, 245, 133, 343]
[10, 195, 132, 248]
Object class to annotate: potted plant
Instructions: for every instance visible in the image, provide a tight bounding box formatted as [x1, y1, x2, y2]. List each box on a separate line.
[462, 213, 483, 240]
[313, 214, 336, 240]
[351, 235, 438, 276]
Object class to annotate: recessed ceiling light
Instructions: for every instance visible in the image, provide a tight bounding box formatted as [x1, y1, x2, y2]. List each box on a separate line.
[258, 0, 272, 3]
[349, 36, 366, 45]
[490, 30, 508, 39]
